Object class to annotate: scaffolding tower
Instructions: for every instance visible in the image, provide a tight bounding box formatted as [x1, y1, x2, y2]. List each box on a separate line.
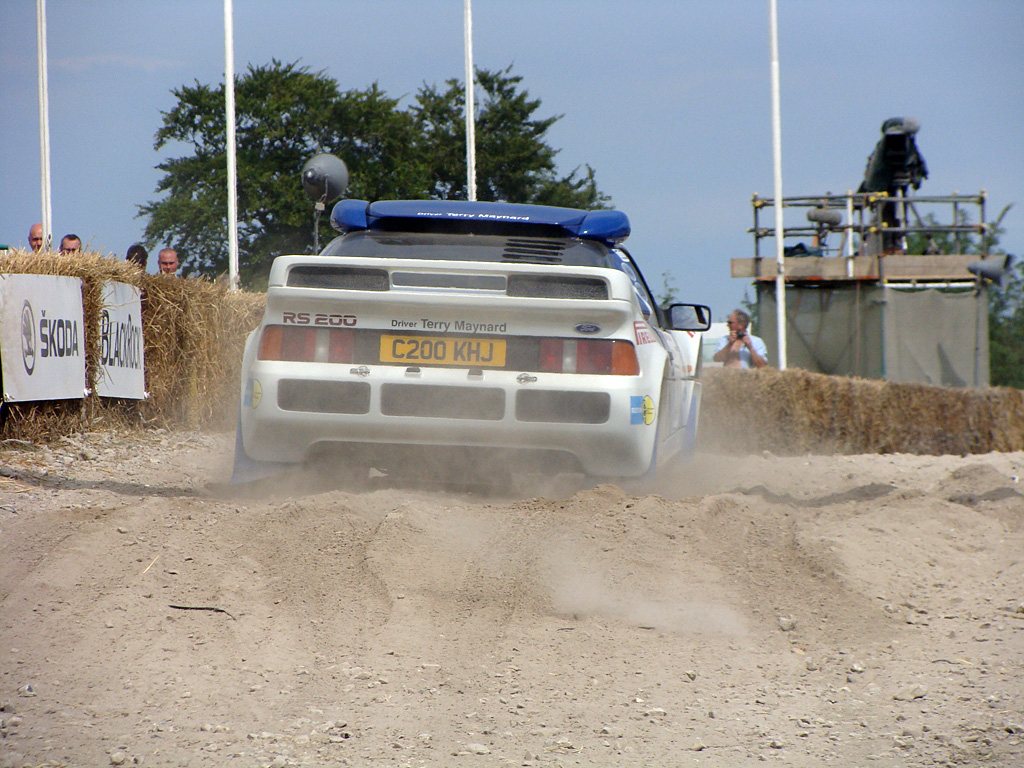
[731, 190, 995, 387]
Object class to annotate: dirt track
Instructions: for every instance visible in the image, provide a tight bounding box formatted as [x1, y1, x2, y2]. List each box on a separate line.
[1, 431, 1023, 767]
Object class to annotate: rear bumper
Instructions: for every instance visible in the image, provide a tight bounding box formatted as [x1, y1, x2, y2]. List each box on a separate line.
[239, 362, 660, 477]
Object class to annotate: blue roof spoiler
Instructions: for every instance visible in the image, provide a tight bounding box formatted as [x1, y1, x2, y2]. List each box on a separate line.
[330, 199, 630, 244]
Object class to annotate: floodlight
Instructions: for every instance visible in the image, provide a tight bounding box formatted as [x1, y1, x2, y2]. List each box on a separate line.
[967, 253, 1015, 288]
[301, 154, 349, 203]
[302, 154, 349, 253]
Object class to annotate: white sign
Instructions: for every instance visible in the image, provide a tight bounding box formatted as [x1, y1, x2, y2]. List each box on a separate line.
[0, 274, 86, 402]
[96, 282, 146, 399]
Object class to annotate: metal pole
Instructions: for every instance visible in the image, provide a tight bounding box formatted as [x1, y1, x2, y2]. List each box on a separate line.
[845, 190, 855, 277]
[752, 195, 761, 260]
[979, 189, 987, 254]
[36, 0, 53, 250]
[224, 0, 240, 290]
[953, 198, 961, 254]
[973, 282, 984, 388]
[768, 0, 787, 369]
[464, 0, 477, 201]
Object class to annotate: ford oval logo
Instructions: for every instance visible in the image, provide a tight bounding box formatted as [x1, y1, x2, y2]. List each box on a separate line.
[574, 323, 601, 334]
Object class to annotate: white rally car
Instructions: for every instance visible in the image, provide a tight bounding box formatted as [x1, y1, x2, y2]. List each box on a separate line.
[233, 199, 710, 487]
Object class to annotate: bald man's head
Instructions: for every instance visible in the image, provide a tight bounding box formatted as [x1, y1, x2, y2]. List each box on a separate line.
[158, 248, 179, 274]
[28, 223, 43, 252]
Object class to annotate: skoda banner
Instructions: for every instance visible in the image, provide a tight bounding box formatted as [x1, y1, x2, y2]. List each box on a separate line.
[96, 282, 146, 399]
[0, 274, 86, 402]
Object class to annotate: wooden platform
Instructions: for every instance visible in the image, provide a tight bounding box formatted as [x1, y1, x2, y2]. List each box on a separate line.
[731, 254, 980, 282]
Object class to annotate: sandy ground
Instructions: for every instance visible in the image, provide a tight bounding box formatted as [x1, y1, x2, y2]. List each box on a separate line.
[1, 430, 1023, 768]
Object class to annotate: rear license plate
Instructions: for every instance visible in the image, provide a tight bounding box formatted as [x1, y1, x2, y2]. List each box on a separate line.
[380, 335, 507, 367]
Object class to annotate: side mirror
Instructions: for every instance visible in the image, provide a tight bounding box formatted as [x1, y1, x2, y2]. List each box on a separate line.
[667, 303, 712, 332]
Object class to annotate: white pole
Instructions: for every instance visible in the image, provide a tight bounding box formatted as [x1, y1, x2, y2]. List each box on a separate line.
[768, 0, 787, 369]
[36, 0, 53, 250]
[463, 0, 477, 201]
[224, 0, 240, 290]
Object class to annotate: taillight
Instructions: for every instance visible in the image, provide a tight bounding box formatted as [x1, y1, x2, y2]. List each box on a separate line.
[257, 326, 283, 360]
[259, 326, 314, 361]
[328, 328, 354, 363]
[610, 340, 640, 375]
[537, 339, 639, 375]
[257, 325, 354, 363]
[539, 339, 564, 372]
[577, 339, 612, 373]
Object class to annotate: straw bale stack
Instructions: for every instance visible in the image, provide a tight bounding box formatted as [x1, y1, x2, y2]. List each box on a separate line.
[700, 366, 1024, 456]
[0, 249, 264, 439]
[138, 273, 264, 428]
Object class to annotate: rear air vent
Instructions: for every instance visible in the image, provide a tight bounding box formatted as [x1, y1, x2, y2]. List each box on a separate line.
[287, 265, 389, 291]
[381, 384, 505, 420]
[392, 272, 506, 291]
[506, 274, 608, 300]
[278, 380, 370, 414]
[516, 390, 610, 424]
[503, 237, 566, 262]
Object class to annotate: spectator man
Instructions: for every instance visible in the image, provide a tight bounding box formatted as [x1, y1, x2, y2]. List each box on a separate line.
[157, 248, 179, 275]
[714, 309, 768, 369]
[59, 234, 82, 254]
[28, 222, 44, 252]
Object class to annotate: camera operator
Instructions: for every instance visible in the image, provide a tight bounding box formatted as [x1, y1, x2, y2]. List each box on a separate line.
[713, 310, 768, 369]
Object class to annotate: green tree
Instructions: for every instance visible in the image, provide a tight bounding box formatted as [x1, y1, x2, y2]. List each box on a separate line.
[989, 257, 1024, 388]
[904, 211, 970, 255]
[141, 61, 608, 286]
[656, 271, 679, 307]
[140, 61, 425, 285]
[413, 65, 608, 207]
[971, 204, 1022, 388]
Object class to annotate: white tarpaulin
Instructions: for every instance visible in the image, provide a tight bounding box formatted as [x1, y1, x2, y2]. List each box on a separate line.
[0, 273, 86, 402]
[96, 281, 146, 399]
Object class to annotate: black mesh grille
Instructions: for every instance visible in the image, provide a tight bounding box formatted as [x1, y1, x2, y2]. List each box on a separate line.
[278, 379, 370, 414]
[506, 274, 608, 299]
[516, 390, 610, 424]
[381, 384, 504, 420]
[391, 272, 506, 290]
[503, 237, 566, 262]
[287, 266, 389, 291]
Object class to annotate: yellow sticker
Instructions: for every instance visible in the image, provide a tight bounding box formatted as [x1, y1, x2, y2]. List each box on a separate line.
[251, 379, 262, 408]
[642, 395, 655, 425]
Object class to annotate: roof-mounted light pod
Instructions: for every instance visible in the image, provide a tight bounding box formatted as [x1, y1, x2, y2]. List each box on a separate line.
[329, 199, 630, 245]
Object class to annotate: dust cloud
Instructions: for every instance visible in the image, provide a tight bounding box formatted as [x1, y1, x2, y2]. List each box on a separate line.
[1, 431, 1022, 767]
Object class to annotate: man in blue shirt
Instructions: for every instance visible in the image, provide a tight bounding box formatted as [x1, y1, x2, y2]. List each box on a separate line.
[713, 310, 768, 369]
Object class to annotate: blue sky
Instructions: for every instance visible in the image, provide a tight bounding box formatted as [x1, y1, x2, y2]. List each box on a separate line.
[2, 0, 1022, 319]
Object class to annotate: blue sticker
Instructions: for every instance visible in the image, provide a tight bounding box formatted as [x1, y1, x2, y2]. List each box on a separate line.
[630, 395, 644, 424]
[630, 395, 655, 425]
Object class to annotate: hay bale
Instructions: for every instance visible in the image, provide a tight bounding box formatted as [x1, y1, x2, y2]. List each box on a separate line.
[0, 248, 264, 439]
[138, 274, 265, 429]
[700, 367, 1024, 456]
